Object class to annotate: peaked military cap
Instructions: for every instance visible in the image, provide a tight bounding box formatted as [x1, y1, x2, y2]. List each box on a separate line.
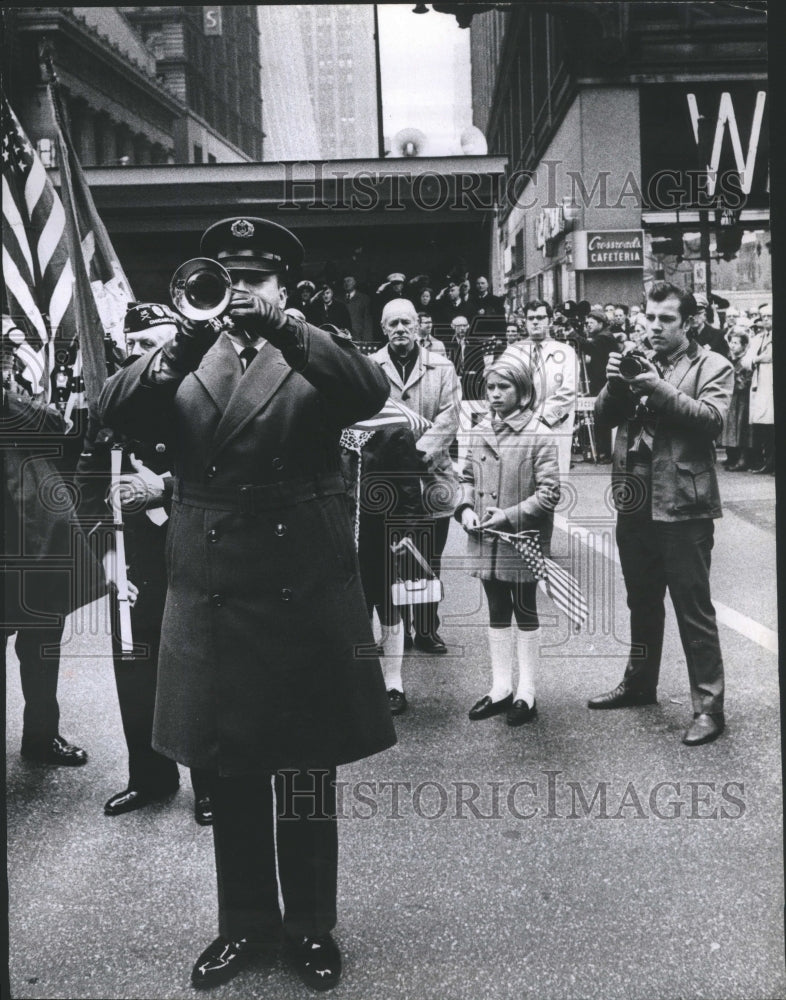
[200, 217, 305, 275]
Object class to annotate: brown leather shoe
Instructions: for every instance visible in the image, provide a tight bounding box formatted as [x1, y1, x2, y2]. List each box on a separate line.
[587, 682, 657, 709]
[682, 712, 725, 746]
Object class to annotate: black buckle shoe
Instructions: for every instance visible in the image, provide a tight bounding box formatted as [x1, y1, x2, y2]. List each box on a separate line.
[191, 936, 262, 989]
[194, 795, 213, 826]
[468, 693, 513, 720]
[506, 698, 538, 726]
[387, 689, 407, 715]
[587, 683, 657, 710]
[21, 735, 88, 766]
[286, 934, 342, 991]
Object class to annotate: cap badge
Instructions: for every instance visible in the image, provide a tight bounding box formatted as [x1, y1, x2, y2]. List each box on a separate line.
[231, 219, 255, 239]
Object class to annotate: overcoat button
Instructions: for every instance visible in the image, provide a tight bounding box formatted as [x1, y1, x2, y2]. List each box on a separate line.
[211, 593, 224, 607]
[402, 392, 410, 400]
[272, 457, 284, 471]
[481, 455, 486, 461]
[274, 524, 287, 537]
[280, 588, 293, 602]
[206, 465, 217, 479]
[207, 529, 219, 543]
[490, 491, 497, 499]
[155, 442, 166, 453]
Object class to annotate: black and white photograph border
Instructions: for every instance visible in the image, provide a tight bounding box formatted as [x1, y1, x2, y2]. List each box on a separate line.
[2, 3, 783, 999]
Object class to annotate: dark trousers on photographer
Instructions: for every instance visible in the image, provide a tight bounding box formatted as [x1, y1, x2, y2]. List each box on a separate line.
[616, 502, 724, 716]
[208, 767, 338, 943]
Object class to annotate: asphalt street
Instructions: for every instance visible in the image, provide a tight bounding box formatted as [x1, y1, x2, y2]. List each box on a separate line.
[5, 462, 783, 1000]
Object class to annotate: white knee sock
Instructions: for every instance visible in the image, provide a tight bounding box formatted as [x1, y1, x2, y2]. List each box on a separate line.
[380, 623, 404, 692]
[487, 627, 513, 701]
[514, 629, 540, 708]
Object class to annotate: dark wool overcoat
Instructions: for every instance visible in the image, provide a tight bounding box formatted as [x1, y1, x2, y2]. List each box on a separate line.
[3, 394, 106, 629]
[456, 409, 560, 583]
[98, 326, 397, 775]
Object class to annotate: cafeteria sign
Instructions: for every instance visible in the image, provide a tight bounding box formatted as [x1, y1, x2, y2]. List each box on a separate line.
[573, 230, 644, 270]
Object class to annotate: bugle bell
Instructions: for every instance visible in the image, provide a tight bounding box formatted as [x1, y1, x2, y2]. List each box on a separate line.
[170, 258, 232, 321]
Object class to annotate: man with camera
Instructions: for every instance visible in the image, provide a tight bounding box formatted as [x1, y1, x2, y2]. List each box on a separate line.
[99, 217, 396, 991]
[588, 282, 733, 747]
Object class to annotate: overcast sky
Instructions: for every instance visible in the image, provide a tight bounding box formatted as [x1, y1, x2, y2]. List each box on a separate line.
[378, 4, 473, 155]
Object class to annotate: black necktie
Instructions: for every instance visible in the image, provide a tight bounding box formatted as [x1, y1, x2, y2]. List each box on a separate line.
[239, 346, 258, 372]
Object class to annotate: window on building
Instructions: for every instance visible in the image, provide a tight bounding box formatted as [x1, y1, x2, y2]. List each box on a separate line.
[208, 152, 217, 163]
[193, 144, 203, 163]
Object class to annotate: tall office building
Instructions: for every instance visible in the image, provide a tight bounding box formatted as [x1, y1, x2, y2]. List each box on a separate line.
[290, 4, 378, 160]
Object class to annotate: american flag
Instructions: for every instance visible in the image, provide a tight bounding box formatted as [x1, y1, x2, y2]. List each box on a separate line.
[2, 87, 131, 420]
[485, 528, 589, 629]
[348, 396, 432, 437]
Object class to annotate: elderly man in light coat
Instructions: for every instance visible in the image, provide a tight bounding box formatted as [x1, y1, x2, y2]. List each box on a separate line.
[371, 299, 461, 654]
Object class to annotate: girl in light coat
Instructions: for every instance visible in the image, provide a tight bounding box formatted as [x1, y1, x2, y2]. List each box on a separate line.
[455, 351, 560, 725]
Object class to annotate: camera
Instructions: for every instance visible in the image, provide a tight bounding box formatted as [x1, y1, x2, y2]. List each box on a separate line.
[618, 350, 649, 380]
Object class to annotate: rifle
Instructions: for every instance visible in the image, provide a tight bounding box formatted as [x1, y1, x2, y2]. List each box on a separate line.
[109, 443, 134, 657]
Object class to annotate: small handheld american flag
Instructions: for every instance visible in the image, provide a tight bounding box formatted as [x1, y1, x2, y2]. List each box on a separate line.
[484, 529, 588, 630]
[348, 396, 432, 438]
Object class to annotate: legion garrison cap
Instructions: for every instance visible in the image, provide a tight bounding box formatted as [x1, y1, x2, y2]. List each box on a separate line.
[124, 302, 178, 334]
[200, 217, 305, 275]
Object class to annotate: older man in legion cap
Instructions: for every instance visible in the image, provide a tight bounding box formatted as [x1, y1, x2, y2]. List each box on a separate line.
[99, 217, 396, 991]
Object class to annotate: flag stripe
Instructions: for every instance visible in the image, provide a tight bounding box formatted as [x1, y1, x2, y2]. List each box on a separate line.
[48, 260, 74, 331]
[2, 247, 49, 344]
[2, 175, 36, 279]
[37, 198, 66, 274]
[24, 155, 47, 216]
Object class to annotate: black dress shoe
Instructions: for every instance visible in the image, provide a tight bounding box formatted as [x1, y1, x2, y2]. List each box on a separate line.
[195, 795, 214, 826]
[414, 632, 447, 654]
[403, 634, 414, 651]
[191, 936, 262, 989]
[21, 735, 88, 766]
[104, 784, 178, 817]
[587, 683, 657, 710]
[506, 698, 538, 726]
[468, 693, 513, 720]
[682, 712, 725, 746]
[387, 689, 407, 715]
[286, 933, 342, 991]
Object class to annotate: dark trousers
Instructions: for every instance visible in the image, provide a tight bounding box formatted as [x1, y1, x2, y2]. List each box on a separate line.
[111, 589, 202, 795]
[616, 513, 724, 715]
[208, 768, 338, 942]
[14, 624, 63, 749]
[413, 516, 451, 639]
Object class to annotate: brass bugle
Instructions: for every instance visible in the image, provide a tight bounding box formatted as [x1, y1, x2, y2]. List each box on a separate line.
[170, 257, 232, 321]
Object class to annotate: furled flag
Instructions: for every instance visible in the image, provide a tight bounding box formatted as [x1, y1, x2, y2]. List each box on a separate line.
[348, 395, 432, 438]
[484, 528, 589, 629]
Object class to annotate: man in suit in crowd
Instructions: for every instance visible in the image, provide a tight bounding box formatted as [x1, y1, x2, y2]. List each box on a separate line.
[588, 282, 733, 746]
[418, 312, 446, 354]
[692, 293, 729, 358]
[509, 300, 578, 475]
[371, 298, 460, 655]
[99, 217, 396, 991]
[307, 283, 353, 334]
[341, 274, 374, 342]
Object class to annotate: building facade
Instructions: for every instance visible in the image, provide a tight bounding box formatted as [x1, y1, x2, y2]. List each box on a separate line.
[4, 5, 262, 166]
[470, 2, 769, 313]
